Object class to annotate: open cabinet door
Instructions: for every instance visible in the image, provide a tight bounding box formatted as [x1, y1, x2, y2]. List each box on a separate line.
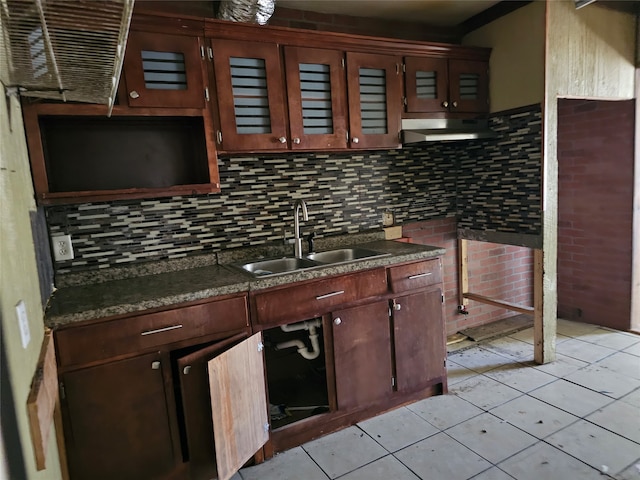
[208, 332, 269, 480]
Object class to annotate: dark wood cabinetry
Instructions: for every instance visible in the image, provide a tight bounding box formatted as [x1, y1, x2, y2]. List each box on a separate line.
[123, 31, 206, 108]
[404, 56, 489, 115]
[211, 39, 288, 151]
[61, 351, 179, 480]
[56, 294, 260, 480]
[347, 52, 403, 149]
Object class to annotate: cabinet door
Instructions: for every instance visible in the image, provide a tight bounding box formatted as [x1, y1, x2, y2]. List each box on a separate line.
[404, 56, 449, 113]
[208, 332, 269, 480]
[332, 301, 393, 411]
[448, 59, 489, 114]
[284, 46, 348, 150]
[123, 31, 205, 108]
[175, 332, 247, 480]
[392, 289, 446, 393]
[346, 52, 402, 149]
[61, 352, 178, 480]
[211, 39, 287, 151]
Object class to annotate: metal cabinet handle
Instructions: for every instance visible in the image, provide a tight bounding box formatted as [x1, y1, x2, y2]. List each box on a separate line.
[129, 90, 139, 99]
[442, 101, 449, 108]
[183, 366, 191, 375]
[452, 101, 458, 108]
[278, 136, 287, 144]
[334, 317, 342, 325]
[352, 137, 359, 144]
[141, 324, 183, 336]
[408, 272, 432, 280]
[393, 302, 401, 311]
[216, 130, 223, 144]
[151, 361, 161, 370]
[316, 290, 345, 300]
[293, 137, 301, 144]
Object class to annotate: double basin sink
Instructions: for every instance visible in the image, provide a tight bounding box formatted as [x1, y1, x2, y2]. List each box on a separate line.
[235, 247, 390, 278]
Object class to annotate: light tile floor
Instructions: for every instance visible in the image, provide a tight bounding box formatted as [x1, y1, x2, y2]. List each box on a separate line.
[238, 319, 640, 480]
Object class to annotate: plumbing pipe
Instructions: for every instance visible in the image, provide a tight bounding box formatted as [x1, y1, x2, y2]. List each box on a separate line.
[280, 318, 321, 333]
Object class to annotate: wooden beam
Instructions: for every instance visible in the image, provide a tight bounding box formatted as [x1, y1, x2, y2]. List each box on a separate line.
[462, 292, 534, 315]
[459, 1, 533, 36]
[631, 66, 640, 332]
[532, 249, 547, 363]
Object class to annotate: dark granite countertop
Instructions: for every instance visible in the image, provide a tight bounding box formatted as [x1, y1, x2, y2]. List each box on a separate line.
[45, 237, 445, 328]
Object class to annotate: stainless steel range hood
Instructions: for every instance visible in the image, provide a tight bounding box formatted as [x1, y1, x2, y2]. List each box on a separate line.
[401, 118, 496, 144]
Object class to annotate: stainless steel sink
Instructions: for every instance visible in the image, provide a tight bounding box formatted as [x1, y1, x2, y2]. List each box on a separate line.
[305, 247, 389, 265]
[239, 257, 321, 277]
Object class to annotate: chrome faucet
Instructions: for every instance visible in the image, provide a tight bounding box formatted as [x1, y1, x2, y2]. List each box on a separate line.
[293, 199, 308, 258]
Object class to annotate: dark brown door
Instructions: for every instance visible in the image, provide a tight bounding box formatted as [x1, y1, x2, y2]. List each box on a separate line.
[62, 352, 178, 480]
[404, 56, 449, 113]
[448, 59, 489, 114]
[284, 46, 348, 150]
[123, 31, 205, 108]
[332, 301, 393, 411]
[392, 289, 446, 393]
[175, 333, 246, 480]
[211, 39, 287, 151]
[346, 52, 402, 150]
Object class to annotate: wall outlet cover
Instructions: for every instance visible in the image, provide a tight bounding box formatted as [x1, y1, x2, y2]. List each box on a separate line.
[51, 234, 74, 261]
[16, 300, 31, 349]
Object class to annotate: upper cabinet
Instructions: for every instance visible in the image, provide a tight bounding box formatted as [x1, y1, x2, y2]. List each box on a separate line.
[284, 46, 348, 150]
[211, 39, 288, 151]
[346, 53, 402, 150]
[123, 31, 207, 108]
[404, 56, 489, 115]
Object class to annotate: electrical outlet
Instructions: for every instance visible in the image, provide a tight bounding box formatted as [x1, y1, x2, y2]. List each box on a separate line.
[51, 234, 74, 261]
[382, 210, 394, 227]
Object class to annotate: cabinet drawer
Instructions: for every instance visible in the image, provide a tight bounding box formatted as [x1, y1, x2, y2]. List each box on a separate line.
[254, 269, 387, 326]
[387, 259, 442, 293]
[56, 296, 249, 368]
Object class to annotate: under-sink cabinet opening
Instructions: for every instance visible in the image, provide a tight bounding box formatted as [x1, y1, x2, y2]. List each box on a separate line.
[263, 318, 332, 430]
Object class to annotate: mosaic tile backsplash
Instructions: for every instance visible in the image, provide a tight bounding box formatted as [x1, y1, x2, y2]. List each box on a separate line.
[46, 105, 542, 274]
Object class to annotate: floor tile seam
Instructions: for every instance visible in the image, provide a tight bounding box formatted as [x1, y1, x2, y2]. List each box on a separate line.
[525, 386, 618, 421]
[575, 336, 640, 351]
[557, 374, 631, 402]
[468, 464, 516, 480]
[480, 367, 557, 394]
[443, 419, 540, 469]
[406, 394, 489, 431]
[617, 456, 640, 478]
[579, 415, 640, 447]
[527, 437, 618, 479]
[300, 443, 344, 480]
[331, 453, 401, 480]
[433, 430, 501, 467]
[487, 406, 583, 441]
[353, 415, 442, 455]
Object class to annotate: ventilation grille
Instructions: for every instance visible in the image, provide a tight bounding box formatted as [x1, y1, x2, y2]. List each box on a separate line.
[300, 63, 333, 135]
[415, 70, 437, 99]
[230, 56, 272, 134]
[459, 73, 479, 100]
[359, 67, 387, 135]
[0, 0, 134, 112]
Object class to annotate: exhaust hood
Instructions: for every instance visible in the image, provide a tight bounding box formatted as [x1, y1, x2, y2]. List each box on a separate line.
[401, 118, 496, 144]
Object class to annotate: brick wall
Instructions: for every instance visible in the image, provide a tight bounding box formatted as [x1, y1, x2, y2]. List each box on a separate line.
[402, 218, 534, 336]
[557, 99, 634, 330]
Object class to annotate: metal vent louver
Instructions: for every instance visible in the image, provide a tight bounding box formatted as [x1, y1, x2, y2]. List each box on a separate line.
[0, 0, 134, 113]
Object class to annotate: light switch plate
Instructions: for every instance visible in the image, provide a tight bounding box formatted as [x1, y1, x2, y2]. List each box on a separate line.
[16, 300, 30, 349]
[51, 234, 74, 261]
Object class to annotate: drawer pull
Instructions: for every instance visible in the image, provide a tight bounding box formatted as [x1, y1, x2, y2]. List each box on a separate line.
[316, 290, 345, 300]
[141, 324, 183, 336]
[408, 272, 432, 280]
[151, 361, 161, 370]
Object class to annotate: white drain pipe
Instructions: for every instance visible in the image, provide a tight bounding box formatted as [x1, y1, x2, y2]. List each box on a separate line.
[276, 319, 322, 360]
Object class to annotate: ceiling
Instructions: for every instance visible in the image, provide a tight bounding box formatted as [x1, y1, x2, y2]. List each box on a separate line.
[276, 0, 503, 27]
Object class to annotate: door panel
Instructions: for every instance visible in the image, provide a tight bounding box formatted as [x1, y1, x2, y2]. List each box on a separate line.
[175, 332, 247, 480]
[63, 352, 177, 480]
[393, 289, 446, 393]
[404, 56, 449, 113]
[448, 59, 489, 113]
[332, 301, 393, 411]
[208, 332, 269, 480]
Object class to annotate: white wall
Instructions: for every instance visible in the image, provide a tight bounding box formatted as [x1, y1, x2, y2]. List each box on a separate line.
[0, 89, 63, 478]
[463, 1, 545, 113]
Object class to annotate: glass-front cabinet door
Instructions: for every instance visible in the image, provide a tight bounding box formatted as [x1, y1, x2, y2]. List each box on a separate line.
[448, 59, 489, 113]
[211, 39, 287, 151]
[346, 52, 402, 150]
[404, 56, 449, 113]
[123, 31, 206, 108]
[284, 46, 348, 150]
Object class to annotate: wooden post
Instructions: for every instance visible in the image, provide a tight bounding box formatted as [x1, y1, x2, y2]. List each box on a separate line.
[457, 238, 468, 307]
[532, 248, 551, 363]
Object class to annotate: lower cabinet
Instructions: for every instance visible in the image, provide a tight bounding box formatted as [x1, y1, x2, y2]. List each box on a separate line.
[62, 351, 178, 480]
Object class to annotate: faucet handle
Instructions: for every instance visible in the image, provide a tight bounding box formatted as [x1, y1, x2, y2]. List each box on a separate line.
[306, 232, 316, 254]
